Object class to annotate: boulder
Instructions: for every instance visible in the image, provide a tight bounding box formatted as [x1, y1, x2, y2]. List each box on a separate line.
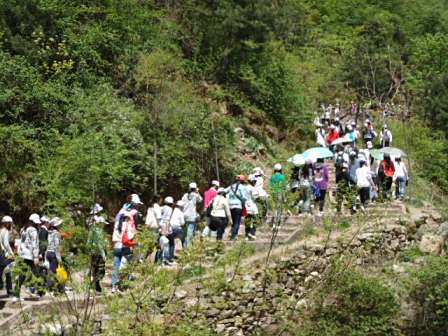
[419, 234, 444, 255]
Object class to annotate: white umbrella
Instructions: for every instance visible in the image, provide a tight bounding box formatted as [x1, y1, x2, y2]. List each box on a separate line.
[287, 154, 306, 166]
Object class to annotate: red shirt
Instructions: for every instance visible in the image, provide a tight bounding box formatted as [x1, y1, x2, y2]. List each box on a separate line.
[327, 130, 340, 144]
[382, 160, 395, 177]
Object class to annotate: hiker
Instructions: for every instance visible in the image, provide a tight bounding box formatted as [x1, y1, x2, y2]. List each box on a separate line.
[326, 124, 340, 152]
[128, 193, 143, 228]
[380, 125, 393, 148]
[253, 167, 268, 221]
[334, 102, 340, 118]
[348, 152, 361, 211]
[111, 211, 135, 292]
[336, 163, 351, 213]
[355, 159, 376, 210]
[245, 175, 260, 240]
[351, 101, 357, 115]
[362, 121, 377, 146]
[351, 121, 361, 144]
[182, 182, 203, 246]
[157, 197, 174, 265]
[87, 205, 108, 293]
[226, 175, 247, 241]
[14, 214, 41, 301]
[334, 117, 343, 134]
[378, 154, 395, 200]
[394, 157, 408, 200]
[145, 194, 162, 232]
[202, 180, 220, 238]
[0, 216, 14, 297]
[209, 188, 233, 241]
[313, 158, 329, 214]
[315, 124, 327, 147]
[46, 217, 63, 293]
[38, 216, 50, 261]
[270, 164, 286, 194]
[168, 200, 186, 261]
[297, 160, 314, 214]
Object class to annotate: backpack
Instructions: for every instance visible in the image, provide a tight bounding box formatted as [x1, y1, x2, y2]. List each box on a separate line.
[383, 131, 391, 143]
[335, 154, 345, 169]
[363, 128, 373, 140]
[122, 220, 137, 247]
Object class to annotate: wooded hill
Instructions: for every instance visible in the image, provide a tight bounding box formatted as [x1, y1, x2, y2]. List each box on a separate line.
[1, 0, 448, 219]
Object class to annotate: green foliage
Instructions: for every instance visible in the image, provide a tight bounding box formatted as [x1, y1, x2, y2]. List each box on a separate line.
[297, 267, 402, 336]
[389, 120, 448, 192]
[408, 256, 448, 336]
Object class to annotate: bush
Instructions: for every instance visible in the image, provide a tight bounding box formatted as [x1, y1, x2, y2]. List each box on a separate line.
[297, 268, 402, 336]
[408, 256, 448, 336]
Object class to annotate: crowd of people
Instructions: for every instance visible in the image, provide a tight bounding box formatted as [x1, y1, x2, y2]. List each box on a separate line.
[0, 101, 409, 299]
[299, 102, 408, 215]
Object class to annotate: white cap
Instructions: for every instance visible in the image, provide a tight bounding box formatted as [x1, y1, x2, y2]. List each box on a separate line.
[217, 187, 226, 194]
[211, 180, 220, 187]
[90, 203, 104, 215]
[40, 215, 50, 223]
[131, 194, 143, 204]
[347, 125, 353, 131]
[29, 213, 41, 224]
[366, 141, 373, 149]
[274, 163, 282, 171]
[164, 196, 174, 204]
[176, 200, 185, 207]
[189, 182, 198, 189]
[50, 217, 63, 227]
[330, 124, 336, 129]
[1, 216, 13, 223]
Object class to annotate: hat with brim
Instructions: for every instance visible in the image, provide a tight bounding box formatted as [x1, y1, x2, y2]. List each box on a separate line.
[29, 213, 41, 224]
[131, 194, 143, 204]
[50, 217, 63, 227]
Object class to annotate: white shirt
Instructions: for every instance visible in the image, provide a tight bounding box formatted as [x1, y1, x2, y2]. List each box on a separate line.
[245, 185, 259, 215]
[170, 208, 185, 229]
[0, 228, 13, 258]
[394, 161, 408, 179]
[356, 166, 373, 188]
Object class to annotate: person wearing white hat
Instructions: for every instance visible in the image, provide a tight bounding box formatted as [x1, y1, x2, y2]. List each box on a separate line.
[87, 205, 108, 293]
[202, 180, 220, 238]
[155, 197, 174, 265]
[355, 159, 376, 211]
[168, 200, 186, 261]
[14, 214, 41, 301]
[315, 124, 327, 148]
[245, 176, 260, 240]
[394, 156, 408, 200]
[209, 188, 233, 241]
[380, 125, 393, 148]
[182, 182, 203, 247]
[0, 216, 14, 297]
[46, 217, 64, 292]
[38, 216, 51, 260]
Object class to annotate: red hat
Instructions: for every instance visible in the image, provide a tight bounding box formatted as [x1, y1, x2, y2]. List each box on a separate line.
[237, 175, 246, 182]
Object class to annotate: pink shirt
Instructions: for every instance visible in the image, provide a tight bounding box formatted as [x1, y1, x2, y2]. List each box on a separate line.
[204, 188, 218, 209]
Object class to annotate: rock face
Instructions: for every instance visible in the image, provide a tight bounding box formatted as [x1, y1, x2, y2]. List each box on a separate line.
[419, 234, 444, 255]
[172, 205, 445, 335]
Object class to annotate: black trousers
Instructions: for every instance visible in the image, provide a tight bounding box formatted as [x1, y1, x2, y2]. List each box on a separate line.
[91, 255, 105, 292]
[359, 187, 370, 205]
[315, 189, 327, 212]
[210, 217, 227, 240]
[0, 255, 13, 294]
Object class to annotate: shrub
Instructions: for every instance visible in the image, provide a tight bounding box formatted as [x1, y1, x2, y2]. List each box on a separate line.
[408, 256, 448, 336]
[297, 268, 402, 336]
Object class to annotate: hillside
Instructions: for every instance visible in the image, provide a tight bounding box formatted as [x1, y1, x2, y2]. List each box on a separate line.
[1, 1, 448, 335]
